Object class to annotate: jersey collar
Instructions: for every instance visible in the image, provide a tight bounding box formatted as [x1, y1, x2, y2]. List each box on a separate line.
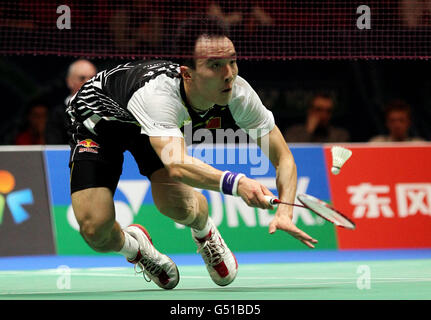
[179, 78, 219, 118]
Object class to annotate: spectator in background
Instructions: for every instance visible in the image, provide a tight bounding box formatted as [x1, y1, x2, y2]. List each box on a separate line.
[15, 102, 48, 145]
[207, 1, 274, 34]
[46, 59, 97, 144]
[284, 92, 350, 143]
[65, 59, 98, 104]
[207, 2, 243, 27]
[109, 0, 163, 54]
[0, 1, 35, 30]
[400, 0, 431, 28]
[369, 100, 426, 142]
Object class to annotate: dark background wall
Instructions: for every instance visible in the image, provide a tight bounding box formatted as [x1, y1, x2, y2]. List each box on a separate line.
[1, 55, 430, 144]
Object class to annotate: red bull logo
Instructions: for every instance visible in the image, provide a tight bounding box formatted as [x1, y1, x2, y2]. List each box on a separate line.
[77, 139, 100, 154]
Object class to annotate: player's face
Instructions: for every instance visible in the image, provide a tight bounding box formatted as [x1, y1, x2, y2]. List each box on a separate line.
[192, 36, 238, 107]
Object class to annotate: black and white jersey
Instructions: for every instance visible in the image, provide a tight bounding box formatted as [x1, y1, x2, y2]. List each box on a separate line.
[67, 60, 275, 140]
[67, 60, 180, 134]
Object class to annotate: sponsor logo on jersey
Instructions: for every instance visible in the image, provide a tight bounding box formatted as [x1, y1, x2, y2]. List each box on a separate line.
[77, 139, 100, 154]
[153, 122, 177, 130]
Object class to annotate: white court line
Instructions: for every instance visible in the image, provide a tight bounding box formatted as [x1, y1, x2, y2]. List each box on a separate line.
[0, 267, 130, 275]
[0, 278, 430, 296]
[1, 271, 431, 282]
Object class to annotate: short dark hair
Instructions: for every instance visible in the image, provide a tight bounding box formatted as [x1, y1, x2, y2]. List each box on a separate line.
[384, 99, 411, 119]
[173, 16, 230, 69]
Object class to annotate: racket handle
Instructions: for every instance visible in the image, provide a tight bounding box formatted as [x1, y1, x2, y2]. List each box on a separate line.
[264, 195, 279, 206]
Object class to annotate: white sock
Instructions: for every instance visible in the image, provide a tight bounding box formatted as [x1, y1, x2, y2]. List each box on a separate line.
[119, 231, 140, 261]
[192, 217, 213, 239]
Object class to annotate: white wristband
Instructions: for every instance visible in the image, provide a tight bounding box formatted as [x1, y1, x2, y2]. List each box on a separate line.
[232, 174, 245, 197]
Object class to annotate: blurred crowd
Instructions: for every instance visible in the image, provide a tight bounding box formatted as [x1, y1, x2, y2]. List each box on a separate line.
[1, 1, 429, 146]
[283, 93, 426, 144]
[6, 57, 429, 147]
[0, 1, 279, 56]
[11, 59, 97, 146]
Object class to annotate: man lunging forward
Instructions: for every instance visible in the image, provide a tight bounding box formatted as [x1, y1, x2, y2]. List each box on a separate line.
[66, 17, 317, 290]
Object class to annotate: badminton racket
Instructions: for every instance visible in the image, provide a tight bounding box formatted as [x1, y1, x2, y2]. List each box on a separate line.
[264, 194, 356, 230]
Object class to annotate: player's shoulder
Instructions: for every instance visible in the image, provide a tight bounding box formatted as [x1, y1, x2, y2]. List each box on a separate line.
[230, 74, 268, 113]
[232, 75, 254, 94]
[147, 71, 182, 98]
[230, 75, 256, 104]
[112, 59, 179, 69]
[130, 71, 183, 110]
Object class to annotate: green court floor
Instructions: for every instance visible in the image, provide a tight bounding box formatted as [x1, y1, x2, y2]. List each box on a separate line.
[1, 259, 430, 300]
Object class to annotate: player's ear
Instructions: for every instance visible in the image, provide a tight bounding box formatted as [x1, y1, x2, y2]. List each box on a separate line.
[180, 66, 192, 81]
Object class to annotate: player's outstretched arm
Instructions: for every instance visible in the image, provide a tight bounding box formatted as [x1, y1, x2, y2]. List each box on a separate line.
[149, 135, 274, 209]
[257, 125, 318, 248]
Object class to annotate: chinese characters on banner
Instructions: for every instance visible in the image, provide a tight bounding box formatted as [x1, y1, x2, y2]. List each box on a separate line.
[325, 145, 431, 249]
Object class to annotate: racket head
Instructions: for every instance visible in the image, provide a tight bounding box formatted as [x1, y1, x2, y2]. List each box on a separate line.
[296, 194, 356, 230]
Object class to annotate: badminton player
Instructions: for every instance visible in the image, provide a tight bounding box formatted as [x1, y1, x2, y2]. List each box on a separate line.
[66, 17, 317, 290]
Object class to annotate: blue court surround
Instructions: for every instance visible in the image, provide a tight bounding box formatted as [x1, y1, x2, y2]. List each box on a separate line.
[1, 249, 431, 271]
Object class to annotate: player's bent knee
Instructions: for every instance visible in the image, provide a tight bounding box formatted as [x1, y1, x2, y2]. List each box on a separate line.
[150, 169, 209, 228]
[78, 216, 115, 248]
[71, 187, 116, 249]
[158, 199, 205, 228]
[158, 203, 197, 224]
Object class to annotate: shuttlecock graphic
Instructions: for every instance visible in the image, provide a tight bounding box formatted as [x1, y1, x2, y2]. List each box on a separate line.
[331, 146, 352, 175]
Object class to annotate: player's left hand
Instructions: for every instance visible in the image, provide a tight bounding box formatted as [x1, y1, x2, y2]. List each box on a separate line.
[268, 214, 318, 249]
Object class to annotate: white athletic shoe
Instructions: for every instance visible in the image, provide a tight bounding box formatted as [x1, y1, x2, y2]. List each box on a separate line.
[192, 219, 238, 286]
[126, 224, 179, 290]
